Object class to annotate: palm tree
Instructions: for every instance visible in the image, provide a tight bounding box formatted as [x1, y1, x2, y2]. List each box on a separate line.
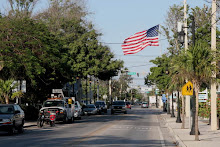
[168, 69, 185, 125]
[0, 79, 22, 104]
[172, 42, 219, 141]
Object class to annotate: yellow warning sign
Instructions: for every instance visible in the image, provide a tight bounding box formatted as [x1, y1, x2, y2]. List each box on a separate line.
[182, 81, 193, 96]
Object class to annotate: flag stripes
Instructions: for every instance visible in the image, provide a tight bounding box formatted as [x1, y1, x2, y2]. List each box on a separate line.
[121, 25, 159, 55]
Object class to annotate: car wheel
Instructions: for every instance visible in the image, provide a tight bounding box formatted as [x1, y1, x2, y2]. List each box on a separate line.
[111, 110, 114, 115]
[50, 121, 55, 127]
[63, 116, 68, 123]
[8, 125, 15, 135]
[18, 125, 24, 133]
[124, 111, 127, 114]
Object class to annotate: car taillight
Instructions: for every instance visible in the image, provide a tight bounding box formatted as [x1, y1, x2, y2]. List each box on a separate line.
[3, 122, 11, 124]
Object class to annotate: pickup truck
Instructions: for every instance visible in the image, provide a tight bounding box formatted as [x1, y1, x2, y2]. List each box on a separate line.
[40, 97, 75, 123]
[74, 101, 82, 119]
[95, 101, 107, 114]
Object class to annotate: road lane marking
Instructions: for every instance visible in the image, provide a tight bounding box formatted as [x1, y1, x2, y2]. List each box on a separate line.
[64, 119, 122, 146]
[158, 126, 166, 147]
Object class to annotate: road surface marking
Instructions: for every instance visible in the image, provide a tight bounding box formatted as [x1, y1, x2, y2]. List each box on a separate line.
[158, 126, 166, 147]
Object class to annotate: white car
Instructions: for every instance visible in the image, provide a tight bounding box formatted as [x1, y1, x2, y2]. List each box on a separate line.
[74, 101, 82, 119]
[141, 102, 149, 108]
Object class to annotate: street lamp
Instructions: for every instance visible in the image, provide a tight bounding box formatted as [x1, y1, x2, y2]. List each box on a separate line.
[176, 91, 182, 123]
[171, 92, 175, 117]
[97, 79, 99, 101]
[89, 77, 92, 104]
[165, 68, 171, 114]
[178, 30, 185, 45]
[178, 16, 200, 135]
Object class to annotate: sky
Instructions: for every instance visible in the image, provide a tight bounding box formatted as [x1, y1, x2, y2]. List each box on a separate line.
[0, 0, 211, 87]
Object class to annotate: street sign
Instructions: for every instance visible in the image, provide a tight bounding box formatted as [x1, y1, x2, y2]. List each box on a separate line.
[182, 81, 193, 96]
[162, 94, 167, 102]
[198, 88, 208, 102]
[127, 72, 136, 75]
[52, 89, 63, 93]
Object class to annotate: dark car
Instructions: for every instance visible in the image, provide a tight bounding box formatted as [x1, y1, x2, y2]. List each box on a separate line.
[82, 104, 98, 115]
[111, 100, 127, 114]
[95, 101, 107, 114]
[0, 104, 25, 135]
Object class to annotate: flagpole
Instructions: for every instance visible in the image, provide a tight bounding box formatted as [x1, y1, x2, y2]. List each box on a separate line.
[159, 24, 162, 56]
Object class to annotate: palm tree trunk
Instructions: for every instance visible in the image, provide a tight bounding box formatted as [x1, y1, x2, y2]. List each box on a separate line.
[5, 95, 9, 104]
[181, 95, 185, 129]
[194, 83, 200, 141]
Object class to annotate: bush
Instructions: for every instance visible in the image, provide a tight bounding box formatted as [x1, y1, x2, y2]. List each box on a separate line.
[20, 105, 39, 120]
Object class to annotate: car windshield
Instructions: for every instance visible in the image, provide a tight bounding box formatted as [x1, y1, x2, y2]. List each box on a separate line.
[143, 102, 148, 104]
[43, 101, 64, 107]
[0, 106, 14, 114]
[113, 101, 125, 105]
[95, 102, 105, 106]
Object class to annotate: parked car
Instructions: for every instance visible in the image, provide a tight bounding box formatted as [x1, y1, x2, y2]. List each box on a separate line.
[0, 104, 25, 135]
[111, 100, 127, 114]
[95, 101, 107, 114]
[125, 101, 131, 109]
[82, 104, 98, 115]
[141, 102, 149, 108]
[74, 101, 82, 119]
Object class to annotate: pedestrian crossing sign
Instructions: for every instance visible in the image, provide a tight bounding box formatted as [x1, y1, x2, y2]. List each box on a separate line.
[182, 81, 193, 96]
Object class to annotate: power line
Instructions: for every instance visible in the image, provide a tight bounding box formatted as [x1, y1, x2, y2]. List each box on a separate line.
[100, 38, 168, 45]
[115, 54, 159, 57]
[126, 64, 153, 68]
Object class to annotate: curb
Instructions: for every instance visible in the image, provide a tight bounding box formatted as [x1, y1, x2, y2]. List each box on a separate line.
[24, 124, 37, 128]
[161, 114, 187, 147]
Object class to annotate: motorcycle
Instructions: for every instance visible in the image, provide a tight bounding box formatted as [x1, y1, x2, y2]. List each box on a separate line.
[37, 110, 57, 127]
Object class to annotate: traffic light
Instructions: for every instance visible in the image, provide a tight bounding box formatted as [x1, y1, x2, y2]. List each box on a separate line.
[137, 73, 139, 77]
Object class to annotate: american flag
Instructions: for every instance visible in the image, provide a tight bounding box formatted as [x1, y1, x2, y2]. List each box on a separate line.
[121, 25, 159, 55]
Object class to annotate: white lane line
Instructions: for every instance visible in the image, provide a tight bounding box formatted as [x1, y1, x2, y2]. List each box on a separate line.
[158, 126, 166, 147]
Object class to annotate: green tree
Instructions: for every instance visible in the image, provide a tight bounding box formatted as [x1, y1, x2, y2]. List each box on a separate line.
[145, 54, 171, 92]
[36, 0, 124, 80]
[173, 42, 219, 141]
[0, 16, 70, 103]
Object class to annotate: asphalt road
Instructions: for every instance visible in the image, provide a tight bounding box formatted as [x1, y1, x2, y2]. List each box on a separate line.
[0, 106, 176, 147]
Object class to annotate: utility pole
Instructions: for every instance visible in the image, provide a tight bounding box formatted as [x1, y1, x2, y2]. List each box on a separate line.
[211, 0, 217, 131]
[97, 79, 99, 101]
[109, 78, 112, 105]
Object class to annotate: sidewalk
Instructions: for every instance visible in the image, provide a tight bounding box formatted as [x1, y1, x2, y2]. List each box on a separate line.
[24, 120, 37, 128]
[161, 112, 220, 147]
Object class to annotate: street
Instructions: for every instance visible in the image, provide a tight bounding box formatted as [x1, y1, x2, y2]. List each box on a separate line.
[0, 106, 176, 147]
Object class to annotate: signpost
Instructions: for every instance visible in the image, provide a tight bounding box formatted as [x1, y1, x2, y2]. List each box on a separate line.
[182, 81, 193, 96]
[199, 88, 208, 102]
[182, 81, 193, 129]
